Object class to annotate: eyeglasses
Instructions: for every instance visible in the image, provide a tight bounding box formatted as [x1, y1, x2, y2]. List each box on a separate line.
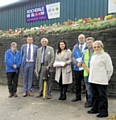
[93, 46, 101, 49]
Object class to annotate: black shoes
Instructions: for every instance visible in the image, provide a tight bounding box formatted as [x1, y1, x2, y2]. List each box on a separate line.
[87, 110, 98, 114]
[58, 94, 63, 100]
[84, 101, 92, 108]
[71, 97, 81, 102]
[96, 114, 108, 118]
[58, 94, 66, 100]
[88, 109, 108, 118]
[62, 94, 66, 100]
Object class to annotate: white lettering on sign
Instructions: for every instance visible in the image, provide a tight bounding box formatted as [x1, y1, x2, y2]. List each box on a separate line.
[27, 7, 44, 14]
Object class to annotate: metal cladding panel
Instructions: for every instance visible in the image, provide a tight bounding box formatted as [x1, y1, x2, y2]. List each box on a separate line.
[0, 0, 111, 30]
[75, 0, 108, 19]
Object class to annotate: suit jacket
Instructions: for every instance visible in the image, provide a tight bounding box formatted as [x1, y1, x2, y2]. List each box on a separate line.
[35, 45, 54, 73]
[21, 44, 38, 67]
[54, 49, 72, 84]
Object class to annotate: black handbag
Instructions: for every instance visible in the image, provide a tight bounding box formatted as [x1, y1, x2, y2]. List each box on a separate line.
[43, 69, 50, 81]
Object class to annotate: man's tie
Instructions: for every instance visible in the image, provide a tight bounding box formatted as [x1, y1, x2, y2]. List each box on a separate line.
[28, 45, 31, 60]
[41, 47, 45, 63]
[80, 45, 83, 53]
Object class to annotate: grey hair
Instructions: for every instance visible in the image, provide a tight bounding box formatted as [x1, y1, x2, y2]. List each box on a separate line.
[86, 37, 94, 42]
[41, 38, 48, 44]
[11, 42, 17, 47]
[93, 40, 104, 48]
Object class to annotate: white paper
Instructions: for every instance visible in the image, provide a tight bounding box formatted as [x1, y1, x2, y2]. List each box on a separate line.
[53, 61, 65, 67]
[76, 57, 83, 70]
[76, 57, 82, 62]
[79, 67, 84, 70]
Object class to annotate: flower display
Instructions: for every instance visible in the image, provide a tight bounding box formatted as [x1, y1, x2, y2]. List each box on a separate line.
[0, 14, 116, 38]
[105, 15, 114, 20]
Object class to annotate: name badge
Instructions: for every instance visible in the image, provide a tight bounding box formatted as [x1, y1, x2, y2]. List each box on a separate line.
[48, 51, 50, 54]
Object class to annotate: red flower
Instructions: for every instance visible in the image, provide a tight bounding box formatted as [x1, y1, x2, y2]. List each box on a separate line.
[84, 18, 91, 23]
[67, 21, 73, 25]
[99, 16, 103, 20]
[40, 29, 45, 33]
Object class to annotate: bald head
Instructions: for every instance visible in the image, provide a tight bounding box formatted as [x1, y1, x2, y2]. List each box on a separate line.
[78, 34, 85, 45]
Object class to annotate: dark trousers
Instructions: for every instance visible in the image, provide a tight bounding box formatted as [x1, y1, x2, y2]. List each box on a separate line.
[6, 72, 19, 93]
[59, 73, 68, 95]
[91, 83, 108, 116]
[74, 70, 84, 98]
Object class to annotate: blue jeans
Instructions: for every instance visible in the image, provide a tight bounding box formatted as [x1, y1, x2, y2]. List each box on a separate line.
[84, 76, 93, 103]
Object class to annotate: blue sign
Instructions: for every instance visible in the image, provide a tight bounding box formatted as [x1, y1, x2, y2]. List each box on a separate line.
[26, 6, 48, 22]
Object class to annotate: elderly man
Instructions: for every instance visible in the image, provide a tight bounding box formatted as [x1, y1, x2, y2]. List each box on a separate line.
[82, 37, 94, 108]
[71, 34, 88, 102]
[21, 36, 38, 97]
[35, 38, 54, 99]
[4, 42, 22, 98]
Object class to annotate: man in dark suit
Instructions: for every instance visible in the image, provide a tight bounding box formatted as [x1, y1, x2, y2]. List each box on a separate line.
[21, 36, 38, 97]
[35, 38, 54, 99]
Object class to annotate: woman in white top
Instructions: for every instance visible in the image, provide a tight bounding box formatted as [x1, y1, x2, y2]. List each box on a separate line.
[87, 40, 113, 118]
[54, 40, 72, 100]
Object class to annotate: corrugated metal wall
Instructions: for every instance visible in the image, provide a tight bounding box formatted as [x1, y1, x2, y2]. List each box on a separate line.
[0, 0, 109, 30]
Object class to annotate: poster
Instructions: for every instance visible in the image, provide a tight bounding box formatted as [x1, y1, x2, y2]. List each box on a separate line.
[26, 2, 60, 22]
[108, 0, 116, 13]
[46, 2, 60, 19]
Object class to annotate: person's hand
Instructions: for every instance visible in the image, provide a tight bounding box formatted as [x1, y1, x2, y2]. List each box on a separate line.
[13, 65, 17, 69]
[63, 62, 66, 67]
[34, 69, 37, 72]
[46, 66, 50, 70]
[86, 68, 90, 73]
[77, 63, 82, 67]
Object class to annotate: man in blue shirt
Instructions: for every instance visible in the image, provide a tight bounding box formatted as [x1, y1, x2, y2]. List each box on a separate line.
[71, 34, 88, 102]
[4, 42, 22, 98]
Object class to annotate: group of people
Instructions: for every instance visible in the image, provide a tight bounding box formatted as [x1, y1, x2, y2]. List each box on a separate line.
[4, 34, 113, 118]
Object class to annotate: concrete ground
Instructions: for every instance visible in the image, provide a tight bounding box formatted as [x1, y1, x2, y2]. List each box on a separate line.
[0, 85, 116, 120]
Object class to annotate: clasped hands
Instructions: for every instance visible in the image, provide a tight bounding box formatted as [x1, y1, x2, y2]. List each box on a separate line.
[13, 65, 17, 69]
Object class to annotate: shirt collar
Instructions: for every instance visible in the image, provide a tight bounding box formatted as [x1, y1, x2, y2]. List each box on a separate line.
[27, 44, 33, 47]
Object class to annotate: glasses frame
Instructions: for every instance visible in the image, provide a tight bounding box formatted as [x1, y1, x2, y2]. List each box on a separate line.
[93, 46, 101, 49]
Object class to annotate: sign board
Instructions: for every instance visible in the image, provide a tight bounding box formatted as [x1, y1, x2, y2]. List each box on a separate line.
[108, 0, 116, 13]
[26, 2, 60, 22]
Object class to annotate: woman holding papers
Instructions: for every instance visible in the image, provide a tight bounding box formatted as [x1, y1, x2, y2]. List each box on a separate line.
[53, 40, 72, 100]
